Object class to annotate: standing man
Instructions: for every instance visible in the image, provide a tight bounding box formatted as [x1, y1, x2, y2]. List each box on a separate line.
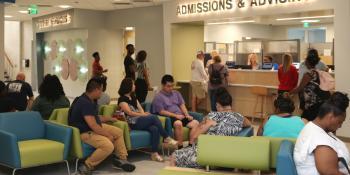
[68, 78, 135, 174]
[190, 51, 208, 112]
[124, 44, 136, 80]
[6, 72, 34, 111]
[151, 75, 199, 149]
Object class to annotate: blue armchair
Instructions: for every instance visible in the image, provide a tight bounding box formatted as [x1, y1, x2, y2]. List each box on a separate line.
[0, 112, 72, 175]
[276, 140, 298, 175]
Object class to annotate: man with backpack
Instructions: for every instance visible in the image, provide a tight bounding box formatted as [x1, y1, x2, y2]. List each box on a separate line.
[208, 55, 229, 111]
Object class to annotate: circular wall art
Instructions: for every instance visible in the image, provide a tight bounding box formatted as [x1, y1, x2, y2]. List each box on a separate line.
[61, 58, 69, 80]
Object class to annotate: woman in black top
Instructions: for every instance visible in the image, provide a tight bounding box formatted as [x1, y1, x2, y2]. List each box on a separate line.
[118, 78, 177, 162]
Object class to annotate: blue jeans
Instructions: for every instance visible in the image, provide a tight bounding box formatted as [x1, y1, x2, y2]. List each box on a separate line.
[130, 115, 168, 152]
[209, 89, 218, 111]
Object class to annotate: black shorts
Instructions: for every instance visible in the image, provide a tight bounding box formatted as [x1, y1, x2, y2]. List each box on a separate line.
[170, 117, 191, 127]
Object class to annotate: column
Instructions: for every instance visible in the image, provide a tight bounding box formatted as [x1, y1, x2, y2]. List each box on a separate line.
[0, 3, 4, 80]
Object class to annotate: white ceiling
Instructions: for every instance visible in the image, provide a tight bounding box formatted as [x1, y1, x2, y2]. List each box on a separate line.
[4, 0, 171, 21]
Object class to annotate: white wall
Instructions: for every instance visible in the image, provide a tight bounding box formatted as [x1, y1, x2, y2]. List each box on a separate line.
[87, 29, 124, 98]
[4, 21, 20, 79]
[106, 5, 165, 88]
[44, 29, 88, 98]
[204, 23, 273, 42]
[21, 20, 33, 85]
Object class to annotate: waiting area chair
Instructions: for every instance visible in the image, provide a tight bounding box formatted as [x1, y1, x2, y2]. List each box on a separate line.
[0, 112, 72, 175]
[276, 140, 298, 175]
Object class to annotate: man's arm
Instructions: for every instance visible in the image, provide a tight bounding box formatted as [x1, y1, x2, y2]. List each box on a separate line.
[84, 116, 113, 140]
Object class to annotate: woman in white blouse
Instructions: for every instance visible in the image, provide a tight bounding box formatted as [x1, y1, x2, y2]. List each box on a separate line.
[294, 92, 350, 175]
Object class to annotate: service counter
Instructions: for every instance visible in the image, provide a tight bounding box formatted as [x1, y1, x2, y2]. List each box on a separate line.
[177, 69, 302, 118]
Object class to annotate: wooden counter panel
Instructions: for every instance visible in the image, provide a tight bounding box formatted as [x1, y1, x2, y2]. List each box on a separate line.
[227, 70, 279, 87]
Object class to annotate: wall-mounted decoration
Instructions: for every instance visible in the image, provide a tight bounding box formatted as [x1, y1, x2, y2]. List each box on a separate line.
[57, 40, 67, 58]
[50, 40, 58, 60]
[69, 59, 78, 81]
[61, 58, 69, 80]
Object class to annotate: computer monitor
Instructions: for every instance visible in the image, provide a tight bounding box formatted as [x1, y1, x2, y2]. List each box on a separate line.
[262, 63, 273, 70]
[232, 65, 252, 69]
[225, 61, 235, 69]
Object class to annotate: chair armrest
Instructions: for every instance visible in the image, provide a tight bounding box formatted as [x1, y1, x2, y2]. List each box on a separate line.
[188, 111, 204, 122]
[0, 130, 21, 168]
[276, 140, 297, 175]
[48, 109, 59, 121]
[46, 121, 84, 159]
[110, 121, 131, 150]
[44, 121, 72, 160]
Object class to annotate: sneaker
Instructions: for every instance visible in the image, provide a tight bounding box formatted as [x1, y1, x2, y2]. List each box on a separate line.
[112, 158, 136, 172]
[77, 163, 93, 175]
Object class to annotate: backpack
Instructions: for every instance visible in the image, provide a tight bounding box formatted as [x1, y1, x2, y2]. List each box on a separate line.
[210, 65, 224, 85]
[316, 70, 335, 91]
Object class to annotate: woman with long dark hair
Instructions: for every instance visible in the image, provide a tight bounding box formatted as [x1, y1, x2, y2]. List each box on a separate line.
[31, 74, 70, 119]
[118, 78, 177, 162]
[135, 50, 152, 103]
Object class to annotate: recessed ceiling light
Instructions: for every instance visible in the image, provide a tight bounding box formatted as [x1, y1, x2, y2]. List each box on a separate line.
[58, 5, 72, 9]
[4, 15, 13, 18]
[276, 15, 334, 21]
[18, 10, 28, 14]
[125, 27, 134, 31]
[301, 19, 320, 23]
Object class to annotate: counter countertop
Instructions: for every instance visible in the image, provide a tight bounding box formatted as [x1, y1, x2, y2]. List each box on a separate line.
[177, 81, 278, 89]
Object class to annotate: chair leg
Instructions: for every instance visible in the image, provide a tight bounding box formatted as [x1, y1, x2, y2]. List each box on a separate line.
[205, 165, 210, 172]
[74, 158, 79, 174]
[64, 160, 71, 175]
[12, 168, 17, 175]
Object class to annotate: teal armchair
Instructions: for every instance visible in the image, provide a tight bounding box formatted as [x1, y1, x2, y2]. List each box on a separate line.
[0, 112, 72, 175]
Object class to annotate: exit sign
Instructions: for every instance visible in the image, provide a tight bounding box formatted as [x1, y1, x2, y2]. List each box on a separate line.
[28, 5, 38, 15]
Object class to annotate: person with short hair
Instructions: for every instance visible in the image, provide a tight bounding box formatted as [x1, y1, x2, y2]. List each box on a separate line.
[208, 55, 228, 111]
[31, 74, 70, 120]
[92, 52, 108, 78]
[0, 80, 15, 112]
[290, 49, 331, 121]
[294, 92, 350, 175]
[118, 78, 177, 162]
[6, 72, 34, 111]
[135, 50, 153, 103]
[190, 50, 208, 112]
[68, 78, 135, 174]
[124, 44, 136, 80]
[263, 55, 279, 70]
[151, 74, 199, 149]
[170, 87, 251, 168]
[257, 94, 305, 138]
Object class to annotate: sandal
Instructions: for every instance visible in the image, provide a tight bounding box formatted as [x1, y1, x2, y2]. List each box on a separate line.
[164, 137, 178, 147]
[151, 153, 164, 162]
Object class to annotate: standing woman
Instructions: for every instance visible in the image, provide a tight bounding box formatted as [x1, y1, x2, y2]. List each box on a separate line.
[31, 74, 70, 119]
[278, 54, 298, 95]
[135, 50, 152, 103]
[290, 49, 331, 121]
[208, 55, 228, 111]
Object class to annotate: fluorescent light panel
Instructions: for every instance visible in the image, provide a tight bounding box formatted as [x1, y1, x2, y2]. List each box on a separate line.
[207, 20, 255, 25]
[276, 15, 334, 21]
[4, 15, 12, 18]
[301, 19, 320, 23]
[19, 10, 28, 14]
[58, 5, 72, 9]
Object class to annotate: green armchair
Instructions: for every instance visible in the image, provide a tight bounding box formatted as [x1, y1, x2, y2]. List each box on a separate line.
[0, 112, 72, 175]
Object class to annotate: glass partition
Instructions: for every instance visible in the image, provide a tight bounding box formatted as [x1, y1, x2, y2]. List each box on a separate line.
[263, 40, 300, 64]
[235, 40, 263, 65]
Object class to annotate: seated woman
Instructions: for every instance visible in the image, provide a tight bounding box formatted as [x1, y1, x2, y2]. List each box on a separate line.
[170, 87, 251, 168]
[31, 74, 70, 119]
[118, 78, 177, 162]
[257, 94, 306, 138]
[294, 92, 350, 175]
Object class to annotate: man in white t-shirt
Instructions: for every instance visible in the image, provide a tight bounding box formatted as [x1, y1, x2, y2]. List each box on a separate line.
[294, 92, 350, 175]
[190, 51, 209, 112]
